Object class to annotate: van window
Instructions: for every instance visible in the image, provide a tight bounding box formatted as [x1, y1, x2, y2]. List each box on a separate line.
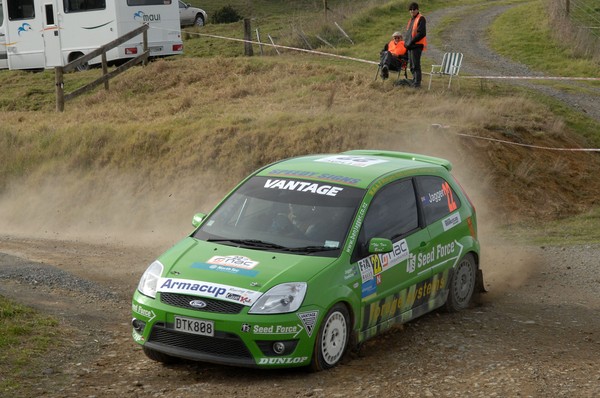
[127, 0, 172, 5]
[64, 0, 106, 13]
[416, 176, 461, 225]
[7, 0, 35, 20]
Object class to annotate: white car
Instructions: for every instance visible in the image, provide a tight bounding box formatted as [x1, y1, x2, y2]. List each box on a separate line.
[179, 1, 207, 27]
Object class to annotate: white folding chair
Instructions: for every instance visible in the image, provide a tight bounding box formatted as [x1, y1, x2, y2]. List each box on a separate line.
[428, 52, 463, 90]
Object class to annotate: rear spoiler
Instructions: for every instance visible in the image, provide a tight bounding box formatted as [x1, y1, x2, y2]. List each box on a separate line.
[342, 150, 452, 171]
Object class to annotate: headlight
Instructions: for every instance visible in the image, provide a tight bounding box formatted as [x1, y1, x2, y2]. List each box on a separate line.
[249, 282, 307, 314]
[137, 261, 164, 298]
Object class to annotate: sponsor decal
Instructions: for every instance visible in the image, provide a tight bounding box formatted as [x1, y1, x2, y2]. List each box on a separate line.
[253, 324, 304, 338]
[421, 182, 458, 212]
[241, 323, 251, 333]
[406, 240, 463, 274]
[267, 169, 362, 185]
[133, 11, 161, 23]
[207, 255, 259, 269]
[442, 212, 461, 231]
[315, 156, 388, 168]
[192, 262, 259, 277]
[132, 330, 145, 342]
[258, 357, 308, 365]
[263, 179, 343, 196]
[132, 303, 156, 322]
[361, 271, 449, 335]
[344, 266, 358, 280]
[345, 202, 368, 254]
[17, 23, 32, 36]
[157, 278, 262, 306]
[359, 239, 409, 286]
[362, 278, 377, 298]
[297, 311, 319, 338]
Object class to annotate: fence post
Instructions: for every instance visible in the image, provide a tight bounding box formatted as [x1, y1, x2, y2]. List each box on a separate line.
[143, 27, 149, 66]
[256, 28, 263, 55]
[102, 53, 109, 90]
[565, 0, 570, 15]
[244, 19, 253, 56]
[55, 66, 64, 112]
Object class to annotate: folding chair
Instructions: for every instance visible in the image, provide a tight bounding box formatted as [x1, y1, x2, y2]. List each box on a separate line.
[428, 52, 463, 90]
[375, 56, 409, 82]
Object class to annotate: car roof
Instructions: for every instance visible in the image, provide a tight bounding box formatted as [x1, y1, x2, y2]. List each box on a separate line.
[255, 150, 452, 190]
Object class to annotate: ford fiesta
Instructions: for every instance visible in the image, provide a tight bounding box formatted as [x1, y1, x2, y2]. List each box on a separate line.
[131, 150, 483, 371]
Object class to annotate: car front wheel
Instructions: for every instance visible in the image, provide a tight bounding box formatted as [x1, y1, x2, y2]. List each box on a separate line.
[445, 253, 476, 312]
[310, 303, 350, 371]
[194, 15, 204, 26]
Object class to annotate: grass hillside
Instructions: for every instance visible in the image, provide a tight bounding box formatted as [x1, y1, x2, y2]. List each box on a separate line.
[0, 0, 598, 244]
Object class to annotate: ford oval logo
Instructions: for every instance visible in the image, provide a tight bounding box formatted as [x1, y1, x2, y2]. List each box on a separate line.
[189, 299, 207, 309]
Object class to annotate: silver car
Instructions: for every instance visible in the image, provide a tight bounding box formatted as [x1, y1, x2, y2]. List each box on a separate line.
[179, 1, 207, 27]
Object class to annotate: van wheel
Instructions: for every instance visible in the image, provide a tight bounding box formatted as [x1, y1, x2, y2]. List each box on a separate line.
[194, 15, 205, 27]
[445, 253, 476, 312]
[143, 346, 178, 364]
[310, 303, 349, 371]
[70, 52, 89, 72]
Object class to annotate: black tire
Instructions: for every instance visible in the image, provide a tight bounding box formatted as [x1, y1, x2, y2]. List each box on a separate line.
[445, 253, 477, 312]
[194, 14, 205, 27]
[310, 303, 350, 371]
[143, 346, 178, 364]
[69, 52, 89, 72]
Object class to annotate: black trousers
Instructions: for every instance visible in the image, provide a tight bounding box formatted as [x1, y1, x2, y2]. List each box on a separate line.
[408, 46, 423, 86]
[380, 51, 405, 71]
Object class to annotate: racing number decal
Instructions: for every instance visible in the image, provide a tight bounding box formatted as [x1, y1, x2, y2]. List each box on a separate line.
[442, 182, 457, 212]
[370, 254, 383, 274]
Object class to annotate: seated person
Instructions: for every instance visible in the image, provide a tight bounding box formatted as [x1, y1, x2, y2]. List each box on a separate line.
[379, 31, 408, 80]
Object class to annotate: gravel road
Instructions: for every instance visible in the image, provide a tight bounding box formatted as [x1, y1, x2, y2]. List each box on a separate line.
[1, 237, 599, 397]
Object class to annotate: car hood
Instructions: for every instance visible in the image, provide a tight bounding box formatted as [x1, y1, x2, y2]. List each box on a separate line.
[156, 237, 336, 307]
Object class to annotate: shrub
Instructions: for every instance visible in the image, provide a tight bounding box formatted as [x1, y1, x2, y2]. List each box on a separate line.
[211, 5, 243, 24]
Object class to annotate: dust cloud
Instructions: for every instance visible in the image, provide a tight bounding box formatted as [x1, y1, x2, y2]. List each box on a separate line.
[0, 125, 540, 293]
[0, 169, 227, 248]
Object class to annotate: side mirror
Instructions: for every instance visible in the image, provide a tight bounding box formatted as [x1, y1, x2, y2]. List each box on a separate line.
[192, 213, 207, 228]
[368, 238, 393, 254]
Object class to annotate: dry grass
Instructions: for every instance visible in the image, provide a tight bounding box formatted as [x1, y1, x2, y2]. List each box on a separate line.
[548, 0, 600, 61]
[0, 55, 599, 243]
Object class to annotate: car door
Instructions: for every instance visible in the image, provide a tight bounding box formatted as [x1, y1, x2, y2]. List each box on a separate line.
[352, 178, 433, 337]
[178, 1, 192, 26]
[415, 175, 465, 277]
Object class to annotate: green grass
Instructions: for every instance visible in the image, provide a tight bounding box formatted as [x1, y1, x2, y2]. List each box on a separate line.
[0, 296, 65, 394]
[489, 0, 600, 77]
[503, 206, 600, 245]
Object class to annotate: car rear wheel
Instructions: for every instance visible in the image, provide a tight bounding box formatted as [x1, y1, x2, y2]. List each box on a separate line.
[143, 346, 178, 364]
[194, 14, 205, 27]
[310, 303, 349, 371]
[445, 253, 476, 312]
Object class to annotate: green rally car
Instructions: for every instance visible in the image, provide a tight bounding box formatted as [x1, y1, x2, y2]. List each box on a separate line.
[132, 150, 483, 371]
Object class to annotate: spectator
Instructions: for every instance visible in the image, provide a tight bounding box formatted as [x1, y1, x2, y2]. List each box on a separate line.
[404, 2, 427, 88]
[379, 31, 408, 80]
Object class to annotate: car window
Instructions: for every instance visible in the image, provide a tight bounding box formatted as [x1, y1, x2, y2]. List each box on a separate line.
[416, 176, 461, 225]
[362, 178, 418, 241]
[193, 176, 365, 256]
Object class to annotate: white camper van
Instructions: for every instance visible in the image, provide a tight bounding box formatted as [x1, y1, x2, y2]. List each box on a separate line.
[0, 0, 183, 70]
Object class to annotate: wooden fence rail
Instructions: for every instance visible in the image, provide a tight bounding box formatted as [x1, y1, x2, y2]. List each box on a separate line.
[55, 24, 150, 112]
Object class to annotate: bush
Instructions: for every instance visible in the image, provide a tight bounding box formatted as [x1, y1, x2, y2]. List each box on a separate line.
[211, 5, 243, 24]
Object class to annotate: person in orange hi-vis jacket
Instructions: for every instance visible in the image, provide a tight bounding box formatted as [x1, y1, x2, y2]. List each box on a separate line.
[403, 2, 427, 88]
[379, 31, 408, 80]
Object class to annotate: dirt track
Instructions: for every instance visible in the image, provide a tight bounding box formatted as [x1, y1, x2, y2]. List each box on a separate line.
[1, 236, 600, 397]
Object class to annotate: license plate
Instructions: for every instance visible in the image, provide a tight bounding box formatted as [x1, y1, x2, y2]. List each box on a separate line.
[174, 316, 214, 337]
[149, 46, 163, 53]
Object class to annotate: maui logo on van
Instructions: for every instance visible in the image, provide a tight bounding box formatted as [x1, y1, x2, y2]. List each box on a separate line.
[133, 11, 161, 23]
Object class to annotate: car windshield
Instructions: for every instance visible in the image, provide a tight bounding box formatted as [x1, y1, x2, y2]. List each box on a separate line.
[193, 176, 364, 256]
